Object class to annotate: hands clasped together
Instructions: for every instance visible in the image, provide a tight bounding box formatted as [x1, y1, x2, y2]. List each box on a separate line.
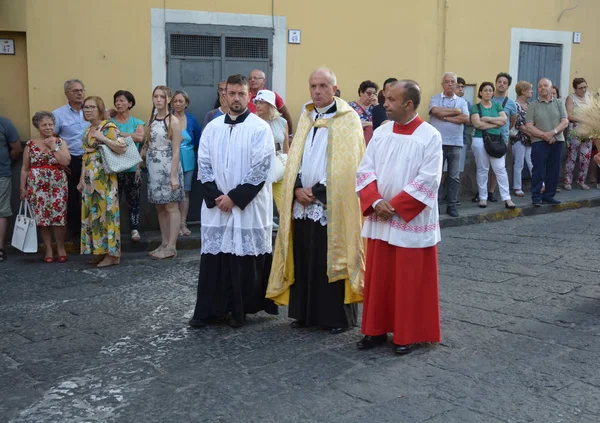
[374, 200, 396, 221]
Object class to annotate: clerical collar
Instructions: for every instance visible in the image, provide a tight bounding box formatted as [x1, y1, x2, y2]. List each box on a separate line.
[393, 114, 424, 135]
[224, 108, 250, 125]
[315, 100, 337, 115]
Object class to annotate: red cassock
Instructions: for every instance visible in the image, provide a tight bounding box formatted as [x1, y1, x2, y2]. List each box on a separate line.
[359, 129, 441, 346]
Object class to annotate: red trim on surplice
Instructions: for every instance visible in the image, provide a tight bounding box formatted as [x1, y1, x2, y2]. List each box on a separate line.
[361, 239, 441, 345]
[393, 115, 424, 135]
[359, 181, 382, 216]
[389, 191, 426, 223]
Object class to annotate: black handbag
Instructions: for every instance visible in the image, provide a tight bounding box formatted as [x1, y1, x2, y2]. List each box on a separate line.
[478, 103, 507, 158]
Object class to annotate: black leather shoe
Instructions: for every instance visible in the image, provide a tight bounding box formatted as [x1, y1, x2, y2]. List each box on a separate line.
[394, 344, 412, 355]
[532, 201, 542, 207]
[542, 198, 561, 205]
[329, 327, 349, 335]
[291, 320, 306, 328]
[488, 193, 498, 202]
[446, 206, 459, 217]
[229, 317, 244, 328]
[357, 334, 387, 350]
[188, 318, 206, 328]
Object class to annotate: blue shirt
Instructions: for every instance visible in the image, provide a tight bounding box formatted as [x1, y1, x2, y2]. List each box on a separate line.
[185, 111, 202, 149]
[492, 95, 517, 143]
[111, 115, 145, 172]
[53, 103, 90, 156]
[0, 116, 19, 177]
[429, 93, 470, 147]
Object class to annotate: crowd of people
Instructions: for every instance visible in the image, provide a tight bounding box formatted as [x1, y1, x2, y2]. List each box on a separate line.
[0, 66, 597, 355]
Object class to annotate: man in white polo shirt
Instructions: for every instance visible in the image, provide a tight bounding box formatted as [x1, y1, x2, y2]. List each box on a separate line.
[429, 72, 470, 217]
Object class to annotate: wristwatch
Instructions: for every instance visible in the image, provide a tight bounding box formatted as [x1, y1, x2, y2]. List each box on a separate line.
[53, 145, 60, 152]
[553, 129, 558, 135]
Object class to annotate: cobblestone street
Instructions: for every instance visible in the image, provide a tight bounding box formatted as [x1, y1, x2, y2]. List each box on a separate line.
[1, 208, 600, 422]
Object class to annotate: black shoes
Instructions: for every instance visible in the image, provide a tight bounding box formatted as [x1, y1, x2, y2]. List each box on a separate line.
[290, 320, 306, 328]
[229, 317, 244, 328]
[357, 334, 387, 349]
[394, 344, 412, 355]
[329, 327, 349, 335]
[488, 193, 498, 202]
[188, 318, 207, 328]
[532, 201, 542, 207]
[542, 198, 561, 205]
[446, 206, 459, 217]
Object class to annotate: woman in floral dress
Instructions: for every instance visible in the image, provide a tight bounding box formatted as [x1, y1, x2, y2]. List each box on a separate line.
[78, 96, 126, 267]
[141, 86, 184, 260]
[19, 111, 71, 263]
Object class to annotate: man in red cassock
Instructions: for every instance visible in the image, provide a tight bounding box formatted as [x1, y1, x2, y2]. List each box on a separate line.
[355, 80, 443, 355]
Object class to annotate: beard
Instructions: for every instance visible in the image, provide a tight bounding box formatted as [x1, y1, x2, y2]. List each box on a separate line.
[229, 102, 245, 113]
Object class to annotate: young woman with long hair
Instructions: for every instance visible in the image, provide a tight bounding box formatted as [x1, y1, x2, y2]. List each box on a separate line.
[141, 86, 185, 259]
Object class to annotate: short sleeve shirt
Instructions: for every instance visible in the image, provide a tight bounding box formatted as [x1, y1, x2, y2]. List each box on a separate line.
[492, 96, 517, 142]
[248, 91, 285, 113]
[525, 97, 568, 143]
[53, 103, 90, 156]
[0, 116, 20, 177]
[429, 93, 470, 146]
[470, 102, 504, 138]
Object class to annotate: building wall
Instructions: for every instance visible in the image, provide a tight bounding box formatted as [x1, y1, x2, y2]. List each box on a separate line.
[0, 31, 30, 140]
[8, 0, 600, 129]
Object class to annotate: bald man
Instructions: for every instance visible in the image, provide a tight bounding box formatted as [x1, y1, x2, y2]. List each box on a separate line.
[248, 69, 293, 135]
[525, 78, 569, 206]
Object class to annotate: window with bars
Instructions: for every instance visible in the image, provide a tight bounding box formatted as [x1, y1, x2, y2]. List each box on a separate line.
[170, 34, 221, 57]
[225, 37, 269, 59]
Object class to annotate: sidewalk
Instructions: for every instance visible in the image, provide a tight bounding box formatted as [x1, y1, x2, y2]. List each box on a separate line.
[40, 187, 600, 254]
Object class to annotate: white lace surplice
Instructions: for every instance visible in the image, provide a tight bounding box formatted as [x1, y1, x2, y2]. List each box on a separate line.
[356, 121, 443, 248]
[198, 113, 275, 256]
[292, 107, 335, 226]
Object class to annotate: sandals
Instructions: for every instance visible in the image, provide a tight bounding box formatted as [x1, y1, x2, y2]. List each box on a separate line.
[152, 246, 177, 260]
[505, 200, 516, 210]
[131, 230, 141, 242]
[87, 255, 105, 265]
[514, 190, 525, 197]
[479, 200, 487, 208]
[58, 255, 68, 263]
[44, 256, 54, 264]
[179, 219, 191, 236]
[97, 257, 120, 268]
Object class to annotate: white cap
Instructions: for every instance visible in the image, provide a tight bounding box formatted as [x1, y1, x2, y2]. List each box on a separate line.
[253, 89, 277, 108]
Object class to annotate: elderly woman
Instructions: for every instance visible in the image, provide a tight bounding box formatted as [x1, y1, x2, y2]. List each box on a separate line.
[172, 90, 201, 236]
[111, 90, 145, 242]
[20, 112, 71, 263]
[512, 81, 534, 197]
[470, 82, 516, 209]
[564, 77, 592, 190]
[254, 89, 289, 214]
[348, 80, 379, 143]
[78, 96, 126, 267]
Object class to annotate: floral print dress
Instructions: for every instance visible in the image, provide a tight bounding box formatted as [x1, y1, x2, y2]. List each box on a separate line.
[81, 120, 124, 257]
[146, 118, 185, 204]
[26, 139, 68, 226]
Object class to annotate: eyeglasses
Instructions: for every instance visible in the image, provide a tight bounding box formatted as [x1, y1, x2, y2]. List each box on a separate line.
[70, 89, 85, 93]
[83, 105, 97, 111]
[249, 77, 265, 81]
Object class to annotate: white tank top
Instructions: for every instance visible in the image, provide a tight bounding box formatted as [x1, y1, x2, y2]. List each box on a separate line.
[268, 117, 287, 151]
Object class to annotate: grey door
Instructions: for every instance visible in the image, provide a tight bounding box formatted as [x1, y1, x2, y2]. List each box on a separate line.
[517, 42, 563, 100]
[166, 24, 273, 222]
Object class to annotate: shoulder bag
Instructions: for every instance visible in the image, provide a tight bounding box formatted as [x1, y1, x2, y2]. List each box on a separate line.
[97, 122, 142, 174]
[11, 200, 38, 253]
[478, 103, 507, 158]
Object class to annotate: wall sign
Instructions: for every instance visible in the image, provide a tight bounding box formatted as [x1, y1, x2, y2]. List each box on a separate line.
[288, 30, 301, 45]
[573, 32, 581, 44]
[0, 39, 15, 55]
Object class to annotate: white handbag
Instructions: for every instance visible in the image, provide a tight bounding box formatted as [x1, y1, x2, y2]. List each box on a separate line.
[100, 136, 142, 174]
[11, 200, 38, 253]
[274, 152, 287, 181]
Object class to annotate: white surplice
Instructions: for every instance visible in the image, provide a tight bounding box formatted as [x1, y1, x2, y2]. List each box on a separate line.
[356, 118, 443, 248]
[197, 112, 275, 256]
[292, 100, 336, 226]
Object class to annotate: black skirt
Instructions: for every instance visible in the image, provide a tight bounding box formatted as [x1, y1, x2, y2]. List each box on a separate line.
[288, 218, 358, 329]
[192, 253, 278, 323]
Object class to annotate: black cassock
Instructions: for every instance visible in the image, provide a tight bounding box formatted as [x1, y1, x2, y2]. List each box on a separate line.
[192, 178, 278, 324]
[288, 176, 358, 329]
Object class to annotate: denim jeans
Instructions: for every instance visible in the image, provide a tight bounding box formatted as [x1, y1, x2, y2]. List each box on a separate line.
[531, 141, 564, 203]
[442, 145, 462, 206]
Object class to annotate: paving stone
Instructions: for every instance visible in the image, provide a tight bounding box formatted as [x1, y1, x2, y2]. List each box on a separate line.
[422, 408, 506, 423]
[550, 381, 600, 415]
[441, 303, 515, 328]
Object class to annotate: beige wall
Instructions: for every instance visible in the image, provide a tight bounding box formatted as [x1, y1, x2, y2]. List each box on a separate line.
[13, 0, 600, 132]
[0, 0, 26, 32]
[0, 31, 30, 140]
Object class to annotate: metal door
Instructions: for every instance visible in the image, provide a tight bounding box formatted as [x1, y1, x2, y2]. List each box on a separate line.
[517, 42, 563, 100]
[166, 24, 273, 222]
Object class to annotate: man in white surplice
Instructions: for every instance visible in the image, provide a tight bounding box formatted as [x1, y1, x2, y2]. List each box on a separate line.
[189, 74, 278, 329]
